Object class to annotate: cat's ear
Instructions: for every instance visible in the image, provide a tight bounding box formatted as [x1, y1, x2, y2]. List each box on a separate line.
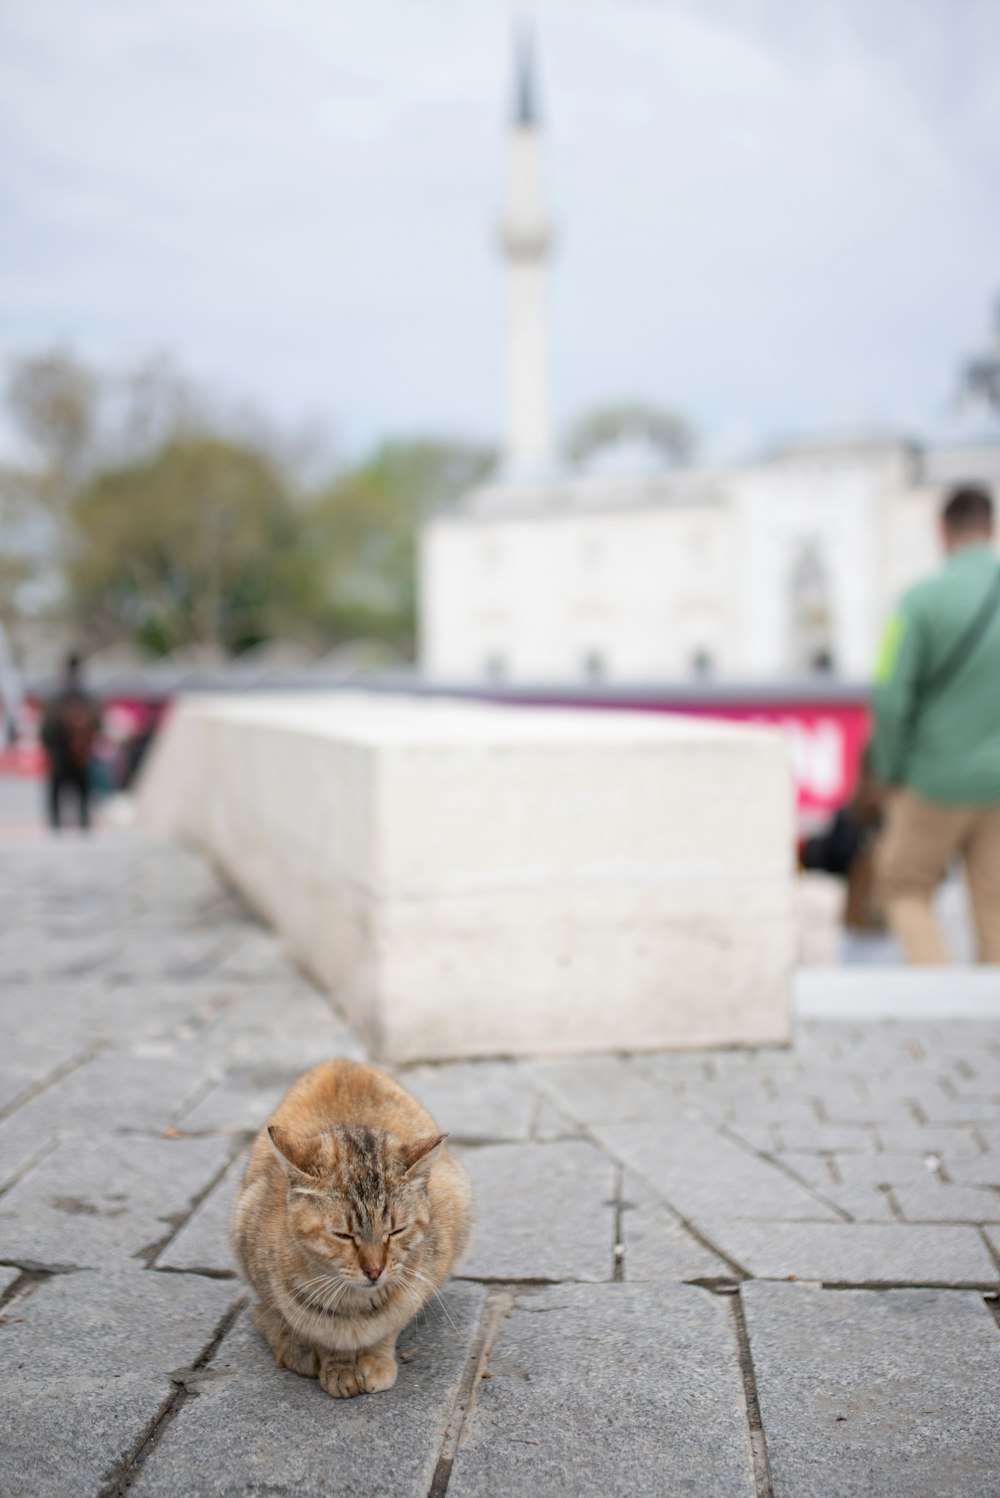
[400, 1132, 448, 1178]
[268, 1124, 325, 1179]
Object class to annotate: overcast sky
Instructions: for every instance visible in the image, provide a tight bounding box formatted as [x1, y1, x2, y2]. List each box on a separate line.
[2, 0, 1000, 461]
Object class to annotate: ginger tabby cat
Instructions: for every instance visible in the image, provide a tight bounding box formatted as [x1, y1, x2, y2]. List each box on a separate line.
[231, 1058, 472, 1399]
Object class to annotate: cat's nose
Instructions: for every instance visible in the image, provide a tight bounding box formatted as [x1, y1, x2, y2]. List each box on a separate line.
[364, 1265, 382, 1283]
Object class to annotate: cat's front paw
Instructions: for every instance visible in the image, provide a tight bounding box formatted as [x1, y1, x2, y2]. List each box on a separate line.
[318, 1349, 397, 1398]
[356, 1348, 398, 1394]
[319, 1355, 366, 1399]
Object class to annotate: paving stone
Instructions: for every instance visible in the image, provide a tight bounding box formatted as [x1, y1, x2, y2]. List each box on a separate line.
[773, 1123, 877, 1154]
[744, 1282, 1000, 1498]
[729, 1098, 822, 1126]
[0, 933, 117, 981]
[529, 1056, 688, 1124]
[874, 1125, 985, 1159]
[447, 1284, 755, 1498]
[156, 1153, 247, 1275]
[592, 1121, 840, 1225]
[698, 1221, 999, 1286]
[815, 1092, 920, 1126]
[772, 1151, 836, 1188]
[0, 1265, 21, 1297]
[0, 1267, 238, 1498]
[400, 1060, 540, 1142]
[0, 1133, 233, 1269]
[891, 1181, 1000, 1222]
[723, 1122, 782, 1154]
[455, 1142, 615, 1282]
[175, 1062, 312, 1134]
[531, 1098, 582, 1141]
[983, 1227, 1000, 1267]
[0, 1042, 91, 1116]
[0, 1112, 59, 1196]
[131, 1284, 486, 1498]
[620, 1174, 733, 1281]
[820, 1185, 898, 1222]
[18, 1046, 220, 1134]
[942, 1154, 1000, 1187]
[832, 1152, 940, 1188]
[911, 1091, 1000, 1124]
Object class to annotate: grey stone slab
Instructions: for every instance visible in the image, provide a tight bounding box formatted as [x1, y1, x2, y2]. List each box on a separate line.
[729, 1098, 822, 1126]
[456, 1142, 615, 1282]
[875, 1124, 985, 1159]
[815, 1092, 920, 1126]
[774, 1123, 877, 1153]
[772, 1151, 836, 1188]
[213, 927, 292, 981]
[0, 1267, 238, 1498]
[103, 931, 238, 982]
[528, 1056, 685, 1124]
[984, 1227, 1000, 1267]
[0, 933, 117, 981]
[0, 1133, 232, 1268]
[0, 1040, 90, 1115]
[531, 1098, 582, 1141]
[400, 1060, 540, 1142]
[156, 1153, 247, 1274]
[913, 1093, 1000, 1124]
[592, 1121, 840, 1224]
[832, 1152, 940, 1188]
[820, 1185, 898, 1222]
[620, 1174, 733, 1281]
[0, 1265, 21, 1297]
[942, 1153, 1000, 1187]
[21, 1045, 220, 1134]
[175, 1062, 312, 1134]
[447, 1284, 755, 1498]
[723, 1122, 782, 1154]
[0, 1111, 59, 1195]
[698, 1220, 999, 1286]
[131, 1284, 486, 1498]
[892, 1181, 1000, 1222]
[744, 1282, 1000, 1498]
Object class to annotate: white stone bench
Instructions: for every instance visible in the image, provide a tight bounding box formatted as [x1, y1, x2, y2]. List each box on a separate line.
[138, 693, 796, 1062]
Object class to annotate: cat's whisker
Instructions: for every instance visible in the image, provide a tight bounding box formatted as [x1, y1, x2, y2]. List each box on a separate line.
[396, 1267, 459, 1330]
[417, 1286, 459, 1331]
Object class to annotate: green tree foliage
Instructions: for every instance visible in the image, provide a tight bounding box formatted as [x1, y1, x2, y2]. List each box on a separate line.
[3, 348, 495, 661]
[564, 401, 695, 468]
[309, 439, 495, 651]
[69, 435, 321, 654]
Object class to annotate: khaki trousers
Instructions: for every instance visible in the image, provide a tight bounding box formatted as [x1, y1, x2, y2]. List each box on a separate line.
[876, 788, 1000, 964]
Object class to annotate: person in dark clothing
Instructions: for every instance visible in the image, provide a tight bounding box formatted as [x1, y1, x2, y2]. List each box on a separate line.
[40, 654, 101, 830]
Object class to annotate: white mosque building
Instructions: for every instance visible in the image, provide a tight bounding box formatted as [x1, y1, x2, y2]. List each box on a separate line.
[419, 38, 1000, 688]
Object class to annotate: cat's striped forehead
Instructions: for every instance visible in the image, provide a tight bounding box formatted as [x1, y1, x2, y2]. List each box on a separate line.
[336, 1125, 396, 1226]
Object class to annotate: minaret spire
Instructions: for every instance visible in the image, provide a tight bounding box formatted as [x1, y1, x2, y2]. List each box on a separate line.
[514, 26, 538, 127]
[499, 23, 553, 472]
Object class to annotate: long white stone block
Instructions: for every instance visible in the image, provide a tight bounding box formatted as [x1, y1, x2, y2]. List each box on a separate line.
[138, 693, 796, 1061]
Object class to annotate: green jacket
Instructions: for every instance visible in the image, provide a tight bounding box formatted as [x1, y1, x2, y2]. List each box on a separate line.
[872, 543, 1000, 804]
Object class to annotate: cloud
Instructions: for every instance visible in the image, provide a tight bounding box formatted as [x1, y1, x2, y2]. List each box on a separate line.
[1, 0, 998, 453]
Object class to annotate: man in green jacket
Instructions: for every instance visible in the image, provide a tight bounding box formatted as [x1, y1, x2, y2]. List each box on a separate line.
[873, 486, 1000, 963]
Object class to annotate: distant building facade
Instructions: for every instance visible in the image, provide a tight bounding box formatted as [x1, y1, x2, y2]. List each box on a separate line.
[418, 39, 1000, 688]
[421, 434, 1000, 685]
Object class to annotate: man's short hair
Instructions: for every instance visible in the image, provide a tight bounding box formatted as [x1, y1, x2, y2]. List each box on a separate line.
[942, 486, 994, 535]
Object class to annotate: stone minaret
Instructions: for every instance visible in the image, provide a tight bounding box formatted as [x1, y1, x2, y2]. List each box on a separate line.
[499, 29, 553, 472]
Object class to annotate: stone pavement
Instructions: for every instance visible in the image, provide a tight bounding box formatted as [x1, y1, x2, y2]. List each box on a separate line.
[1, 839, 999, 1498]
